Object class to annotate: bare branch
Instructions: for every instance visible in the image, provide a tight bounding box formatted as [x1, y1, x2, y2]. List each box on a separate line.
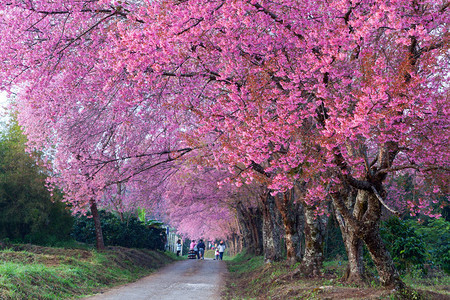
[371, 186, 400, 216]
[177, 17, 204, 35]
[248, 1, 304, 41]
[57, 11, 117, 54]
[250, 161, 271, 178]
[377, 164, 450, 174]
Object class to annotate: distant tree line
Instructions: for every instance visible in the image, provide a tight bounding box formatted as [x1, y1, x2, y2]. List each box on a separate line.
[0, 120, 73, 245]
[72, 211, 166, 250]
[0, 119, 166, 250]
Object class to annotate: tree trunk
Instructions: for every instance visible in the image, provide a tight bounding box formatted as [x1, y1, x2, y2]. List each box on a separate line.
[341, 224, 364, 282]
[236, 202, 252, 251]
[274, 190, 303, 264]
[236, 202, 263, 255]
[228, 231, 241, 256]
[249, 206, 264, 255]
[260, 192, 283, 263]
[332, 188, 404, 288]
[295, 204, 305, 262]
[89, 199, 105, 250]
[334, 188, 365, 283]
[360, 191, 403, 288]
[300, 203, 327, 277]
[363, 225, 402, 287]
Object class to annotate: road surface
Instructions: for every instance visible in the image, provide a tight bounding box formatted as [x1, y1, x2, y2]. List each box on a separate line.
[84, 258, 228, 300]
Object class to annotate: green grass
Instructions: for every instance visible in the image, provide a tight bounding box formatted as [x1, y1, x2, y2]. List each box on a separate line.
[0, 245, 175, 299]
[204, 249, 215, 259]
[227, 251, 264, 275]
[223, 253, 450, 300]
[164, 250, 187, 261]
[205, 249, 232, 260]
[224, 251, 284, 299]
[401, 269, 450, 296]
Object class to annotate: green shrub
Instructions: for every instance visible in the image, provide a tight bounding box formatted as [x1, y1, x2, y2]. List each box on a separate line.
[411, 218, 450, 274]
[0, 120, 74, 245]
[380, 217, 427, 273]
[72, 211, 166, 250]
[324, 214, 346, 261]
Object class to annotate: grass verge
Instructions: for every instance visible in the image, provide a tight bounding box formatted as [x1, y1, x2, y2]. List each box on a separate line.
[223, 252, 450, 300]
[0, 244, 179, 299]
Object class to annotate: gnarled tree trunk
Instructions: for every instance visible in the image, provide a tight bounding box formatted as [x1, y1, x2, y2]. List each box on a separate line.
[360, 191, 402, 288]
[330, 140, 404, 288]
[332, 188, 404, 288]
[300, 203, 328, 277]
[236, 202, 263, 255]
[260, 192, 283, 263]
[334, 188, 365, 283]
[274, 190, 304, 265]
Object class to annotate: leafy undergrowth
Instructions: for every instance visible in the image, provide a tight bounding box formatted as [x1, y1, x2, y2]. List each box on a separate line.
[0, 243, 178, 299]
[223, 252, 450, 300]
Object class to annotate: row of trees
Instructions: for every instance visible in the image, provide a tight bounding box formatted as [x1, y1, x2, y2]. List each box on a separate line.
[0, 0, 448, 289]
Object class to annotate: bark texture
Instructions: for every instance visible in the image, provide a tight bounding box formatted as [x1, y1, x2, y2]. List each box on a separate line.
[236, 202, 263, 255]
[274, 190, 304, 264]
[334, 188, 365, 283]
[360, 191, 403, 288]
[299, 203, 327, 277]
[89, 199, 105, 250]
[332, 188, 404, 288]
[260, 192, 283, 263]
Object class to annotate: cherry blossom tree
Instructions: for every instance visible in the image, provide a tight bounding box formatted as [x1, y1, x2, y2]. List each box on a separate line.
[0, 0, 195, 249]
[0, 0, 448, 287]
[105, 0, 448, 286]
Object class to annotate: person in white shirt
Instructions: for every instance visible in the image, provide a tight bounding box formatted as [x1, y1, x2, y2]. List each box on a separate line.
[176, 239, 182, 256]
[215, 247, 220, 260]
[218, 241, 226, 260]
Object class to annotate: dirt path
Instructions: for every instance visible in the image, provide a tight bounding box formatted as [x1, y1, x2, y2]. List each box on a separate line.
[84, 258, 228, 300]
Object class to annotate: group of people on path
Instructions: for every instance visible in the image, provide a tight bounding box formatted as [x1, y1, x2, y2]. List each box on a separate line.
[186, 239, 226, 260]
[214, 241, 226, 260]
[189, 239, 206, 259]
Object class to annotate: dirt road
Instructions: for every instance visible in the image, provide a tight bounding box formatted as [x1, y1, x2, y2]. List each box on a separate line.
[84, 258, 228, 300]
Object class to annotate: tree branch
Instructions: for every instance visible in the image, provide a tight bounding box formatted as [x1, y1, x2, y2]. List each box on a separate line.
[57, 11, 118, 54]
[248, 1, 304, 40]
[371, 186, 400, 216]
[333, 148, 373, 191]
[376, 164, 450, 175]
[250, 161, 271, 178]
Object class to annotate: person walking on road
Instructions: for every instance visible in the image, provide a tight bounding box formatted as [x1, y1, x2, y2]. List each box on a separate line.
[218, 241, 226, 260]
[188, 240, 197, 259]
[193, 241, 199, 259]
[197, 239, 206, 260]
[214, 247, 220, 260]
[176, 239, 182, 256]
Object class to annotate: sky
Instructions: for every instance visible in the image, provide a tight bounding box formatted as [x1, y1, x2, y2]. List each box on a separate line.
[0, 91, 10, 128]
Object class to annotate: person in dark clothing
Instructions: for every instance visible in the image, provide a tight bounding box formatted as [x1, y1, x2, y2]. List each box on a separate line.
[197, 239, 206, 260]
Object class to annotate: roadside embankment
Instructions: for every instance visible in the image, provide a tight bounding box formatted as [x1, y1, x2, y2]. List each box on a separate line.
[222, 252, 450, 300]
[0, 244, 178, 299]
